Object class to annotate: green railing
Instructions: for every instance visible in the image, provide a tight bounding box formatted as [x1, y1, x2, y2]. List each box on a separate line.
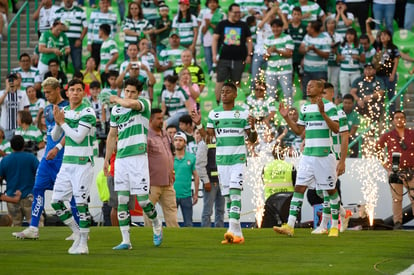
[6, 1, 30, 73]
[348, 76, 414, 150]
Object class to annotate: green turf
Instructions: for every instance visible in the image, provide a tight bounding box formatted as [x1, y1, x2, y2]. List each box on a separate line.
[1, 227, 413, 274]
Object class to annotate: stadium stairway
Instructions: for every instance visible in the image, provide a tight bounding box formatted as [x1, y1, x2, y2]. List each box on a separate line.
[0, 0, 38, 87]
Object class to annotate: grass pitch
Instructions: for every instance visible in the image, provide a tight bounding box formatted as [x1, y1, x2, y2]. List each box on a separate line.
[1, 226, 413, 275]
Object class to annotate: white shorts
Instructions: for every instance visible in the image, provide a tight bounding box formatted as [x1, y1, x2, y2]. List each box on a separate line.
[52, 163, 93, 204]
[114, 155, 150, 195]
[296, 154, 337, 191]
[217, 163, 245, 196]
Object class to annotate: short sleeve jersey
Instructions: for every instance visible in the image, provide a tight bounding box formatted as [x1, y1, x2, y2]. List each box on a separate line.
[207, 105, 250, 165]
[297, 98, 338, 156]
[110, 97, 151, 158]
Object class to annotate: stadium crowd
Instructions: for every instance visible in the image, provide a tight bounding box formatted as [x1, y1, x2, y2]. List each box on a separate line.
[0, 0, 414, 253]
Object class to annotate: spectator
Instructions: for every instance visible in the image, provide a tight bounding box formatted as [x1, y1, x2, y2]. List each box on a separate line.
[87, 0, 118, 67]
[341, 93, 360, 157]
[174, 49, 206, 92]
[0, 135, 39, 226]
[372, 29, 400, 115]
[196, 134, 225, 227]
[287, 6, 307, 89]
[54, 0, 88, 73]
[81, 56, 101, 85]
[276, 107, 304, 154]
[44, 59, 68, 96]
[117, 54, 155, 100]
[329, 0, 354, 41]
[0, 73, 30, 140]
[137, 0, 160, 26]
[325, 17, 342, 98]
[158, 31, 186, 77]
[350, 63, 385, 124]
[264, 18, 294, 105]
[15, 110, 45, 154]
[212, 3, 252, 103]
[122, 2, 154, 60]
[101, 70, 119, 98]
[26, 86, 46, 125]
[336, 28, 364, 96]
[153, 3, 172, 53]
[0, 0, 8, 42]
[166, 124, 177, 141]
[405, 0, 414, 30]
[0, 128, 11, 161]
[173, 132, 199, 227]
[345, 0, 369, 33]
[12, 53, 42, 92]
[146, 108, 179, 227]
[376, 111, 414, 229]
[178, 114, 197, 154]
[290, 0, 326, 25]
[299, 20, 331, 99]
[38, 20, 70, 80]
[199, 0, 227, 75]
[138, 38, 160, 74]
[178, 68, 200, 111]
[161, 75, 192, 128]
[172, 0, 199, 56]
[32, 0, 59, 38]
[99, 23, 119, 88]
[372, 0, 395, 34]
[359, 34, 377, 66]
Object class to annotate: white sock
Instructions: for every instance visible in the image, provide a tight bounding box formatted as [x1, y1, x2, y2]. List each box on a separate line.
[79, 229, 89, 246]
[321, 213, 330, 229]
[29, 226, 39, 231]
[287, 216, 296, 228]
[64, 217, 80, 234]
[120, 225, 130, 244]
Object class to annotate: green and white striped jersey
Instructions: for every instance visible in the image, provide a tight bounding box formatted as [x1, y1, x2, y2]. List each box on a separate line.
[110, 97, 150, 158]
[207, 105, 250, 165]
[53, 6, 87, 40]
[11, 67, 42, 88]
[100, 38, 119, 73]
[338, 43, 364, 72]
[289, 1, 324, 24]
[29, 98, 46, 121]
[172, 14, 198, 46]
[158, 46, 186, 76]
[141, 0, 160, 21]
[88, 9, 118, 44]
[332, 107, 349, 160]
[298, 98, 338, 157]
[62, 103, 96, 164]
[328, 13, 354, 39]
[235, 0, 265, 15]
[15, 125, 44, 144]
[122, 18, 153, 49]
[264, 33, 294, 75]
[302, 32, 332, 72]
[161, 86, 189, 116]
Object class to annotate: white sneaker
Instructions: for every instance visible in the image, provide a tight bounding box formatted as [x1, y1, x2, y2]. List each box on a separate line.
[311, 226, 329, 234]
[68, 233, 81, 254]
[69, 244, 89, 255]
[12, 227, 39, 239]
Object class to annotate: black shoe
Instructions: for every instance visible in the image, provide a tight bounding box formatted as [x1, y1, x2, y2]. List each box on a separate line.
[393, 222, 402, 230]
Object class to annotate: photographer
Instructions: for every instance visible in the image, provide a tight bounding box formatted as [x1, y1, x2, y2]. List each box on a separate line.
[376, 111, 414, 229]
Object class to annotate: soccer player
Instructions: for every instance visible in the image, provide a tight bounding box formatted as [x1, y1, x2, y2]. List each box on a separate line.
[193, 82, 257, 244]
[274, 80, 341, 237]
[12, 77, 79, 240]
[50, 79, 96, 255]
[104, 78, 163, 250]
[311, 82, 351, 235]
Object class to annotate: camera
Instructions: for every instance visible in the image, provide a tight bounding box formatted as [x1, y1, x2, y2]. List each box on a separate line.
[392, 152, 401, 173]
[8, 77, 14, 84]
[131, 61, 140, 69]
[389, 152, 403, 184]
